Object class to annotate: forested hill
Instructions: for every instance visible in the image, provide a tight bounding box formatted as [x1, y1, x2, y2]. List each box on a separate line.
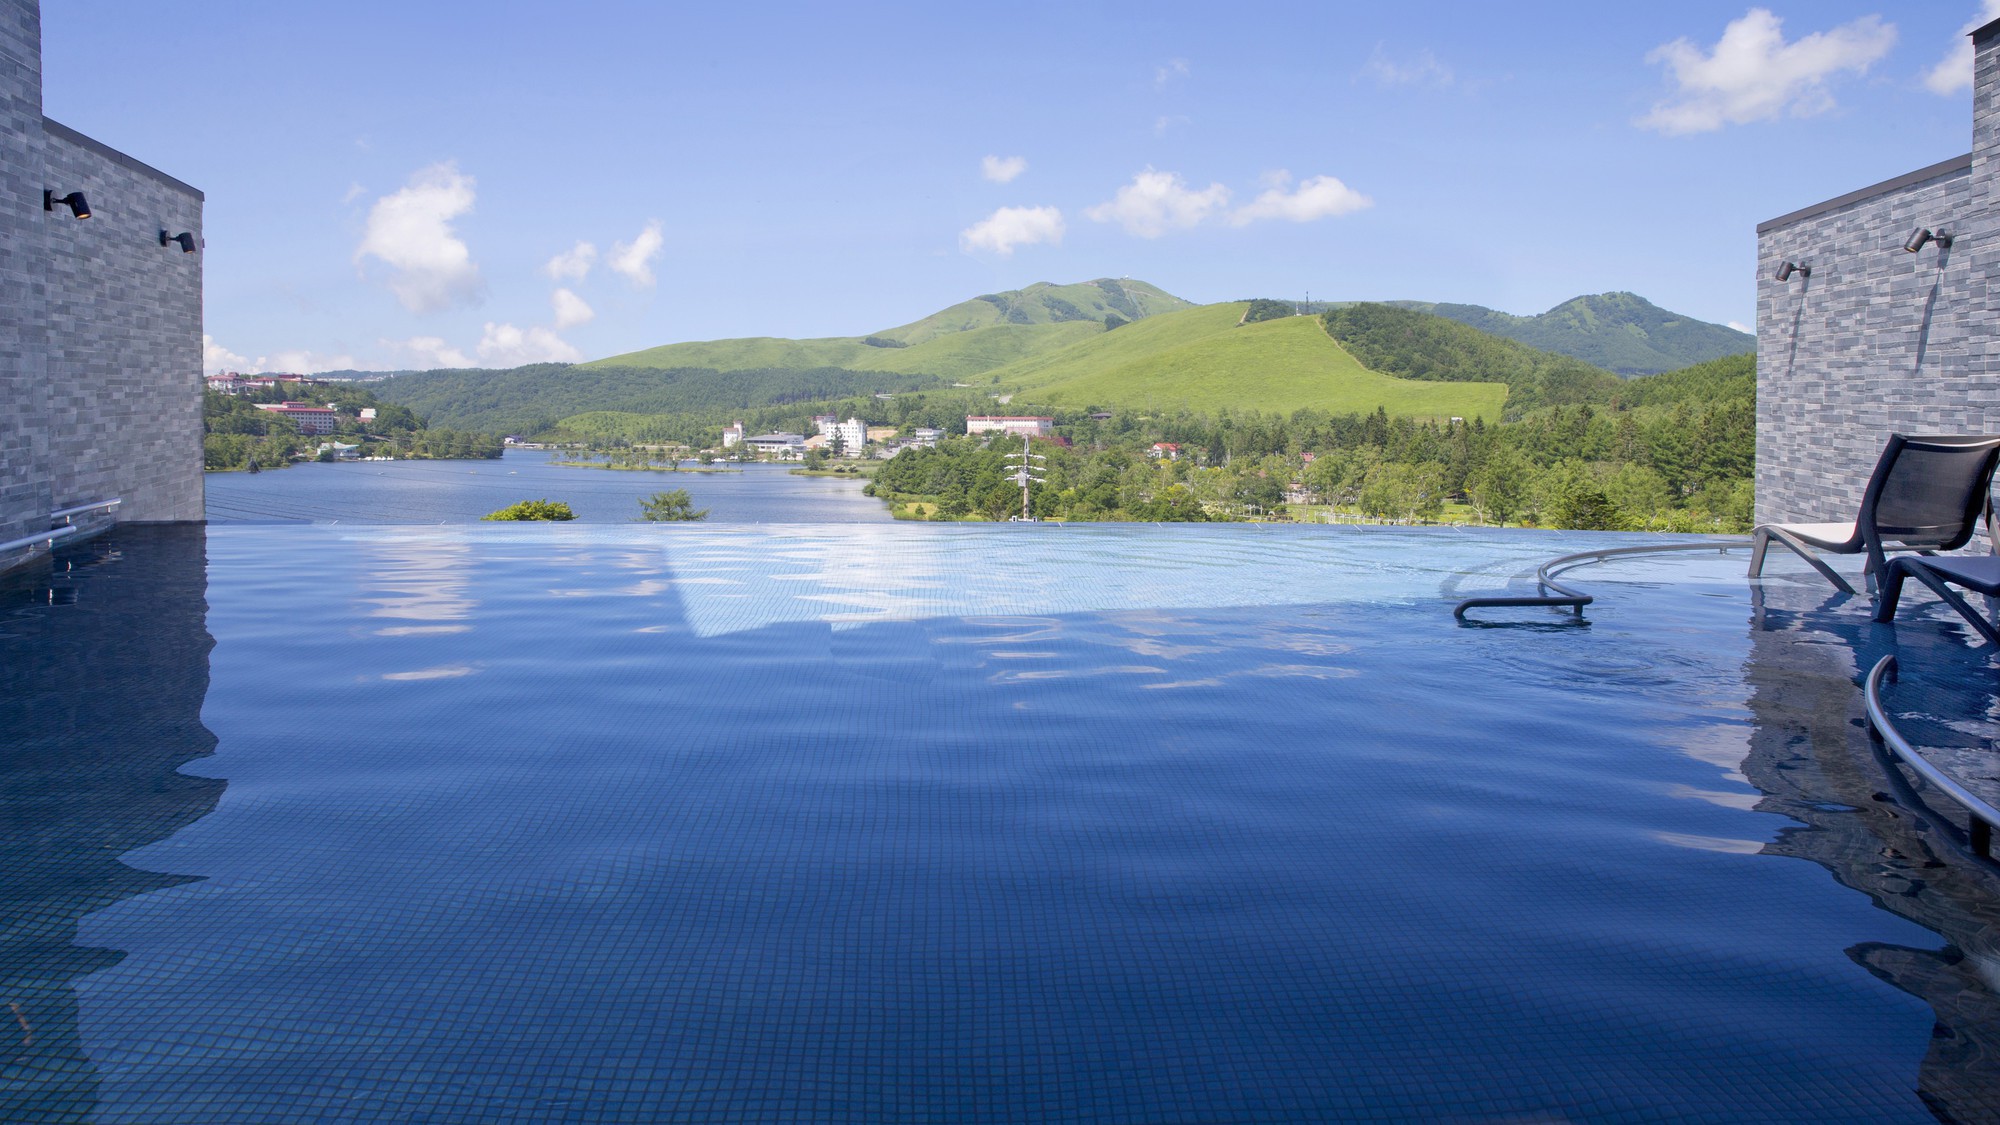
[1321, 304, 1623, 417]
[1389, 292, 1752, 375]
[374, 364, 944, 436]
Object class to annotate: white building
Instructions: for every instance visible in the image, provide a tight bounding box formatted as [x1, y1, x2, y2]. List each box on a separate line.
[722, 421, 745, 449]
[744, 432, 807, 458]
[830, 417, 866, 456]
[912, 427, 944, 448]
[966, 415, 1053, 438]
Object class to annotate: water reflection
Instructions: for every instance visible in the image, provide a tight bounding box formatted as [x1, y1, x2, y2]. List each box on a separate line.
[1744, 582, 2000, 1122]
[0, 526, 223, 1123]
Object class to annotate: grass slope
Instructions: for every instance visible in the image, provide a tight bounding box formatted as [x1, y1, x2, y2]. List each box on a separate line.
[586, 278, 1190, 377]
[994, 303, 1507, 421]
[877, 278, 1192, 344]
[585, 321, 1103, 380]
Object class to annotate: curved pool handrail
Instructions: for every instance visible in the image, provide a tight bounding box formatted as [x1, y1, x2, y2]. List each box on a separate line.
[1864, 654, 1999, 858]
[1454, 537, 1751, 622]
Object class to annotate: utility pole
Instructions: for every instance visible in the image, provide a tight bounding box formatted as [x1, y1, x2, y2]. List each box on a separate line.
[1004, 433, 1046, 521]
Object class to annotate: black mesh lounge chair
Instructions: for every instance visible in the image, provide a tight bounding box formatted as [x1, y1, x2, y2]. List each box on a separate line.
[1747, 434, 2000, 596]
[1874, 555, 2000, 646]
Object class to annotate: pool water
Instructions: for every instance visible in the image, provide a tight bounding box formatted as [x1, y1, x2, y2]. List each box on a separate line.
[5, 523, 2000, 1122]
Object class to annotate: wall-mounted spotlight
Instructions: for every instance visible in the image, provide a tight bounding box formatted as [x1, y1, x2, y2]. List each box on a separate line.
[1775, 261, 1809, 282]
[1903, 227, 1953, 253]
[160, 230, 197, 253]
[43, 189, 90, 219]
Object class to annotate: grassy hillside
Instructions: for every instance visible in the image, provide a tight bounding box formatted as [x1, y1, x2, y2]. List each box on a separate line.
[1389, 292, 1753, 375]
[876, 278, 1192, 344]
[991, 303, 1507, 421]
[586, 278, 1188, 377]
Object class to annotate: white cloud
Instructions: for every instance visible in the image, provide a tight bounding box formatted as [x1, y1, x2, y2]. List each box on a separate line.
[544, 240, 597, 282]
[1727, 321, 1752, 333]
[203, 334, 248, 375]
[1359, 44, 1453, 88]
[259, 349, 360, 375]
[1229, 172, 1372, 225]
[393, 336, 475, 369]
[354, 161, 483, 313]
[1085, 168, 1231, 237]
[981, 154, 1028, 183]
[1153, 115, 1192, 136]
[342, 182, 366, 205]
[608, 220, 664, 287]
[1638, 9, 1897, 135]
[1154, 58, 1190, 89]
[1925, 2, 2000, 95]
[959, 206, 1065, 256]
[551, 287, 596, 330]
[477, 322, 582, 366]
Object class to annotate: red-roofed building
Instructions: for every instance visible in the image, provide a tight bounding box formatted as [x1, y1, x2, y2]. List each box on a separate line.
[255, 401, 338, 436]
[1149, 442, 1181, 460]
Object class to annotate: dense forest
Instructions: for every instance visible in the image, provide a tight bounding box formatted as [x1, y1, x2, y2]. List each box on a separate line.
[865, 353, 1754, 529]
[203, 383, 501, 470]
[373, 364, 947, 437]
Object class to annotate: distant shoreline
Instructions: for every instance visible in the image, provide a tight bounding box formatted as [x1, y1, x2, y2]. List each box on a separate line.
[551, 461, 743, 474]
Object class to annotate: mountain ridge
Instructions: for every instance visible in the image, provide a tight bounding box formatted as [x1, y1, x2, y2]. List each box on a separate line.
[1384, 292, 1751, 375]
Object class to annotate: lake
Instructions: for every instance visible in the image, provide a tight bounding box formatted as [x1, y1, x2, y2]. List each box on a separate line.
[204, 450, 891, 524]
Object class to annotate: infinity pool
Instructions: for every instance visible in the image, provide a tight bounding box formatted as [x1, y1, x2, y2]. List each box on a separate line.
[5, 523, 1999, 1122]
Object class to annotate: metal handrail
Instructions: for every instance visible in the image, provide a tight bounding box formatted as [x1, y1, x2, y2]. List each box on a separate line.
[1454, 537, 1751, 621]
[50, 497, 120, 521]
[1864, 655, 1998, 857]
[0, 524, 81, 556]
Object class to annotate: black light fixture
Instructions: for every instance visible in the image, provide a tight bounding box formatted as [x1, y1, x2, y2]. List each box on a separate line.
[1775, 261, 1808, 282]
[160, 230, 197, 253]
[1903, 227, 1952, 253]
[43, 189, 90, 219]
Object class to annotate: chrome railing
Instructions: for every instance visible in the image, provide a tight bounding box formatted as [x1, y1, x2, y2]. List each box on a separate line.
[1865, 655, 1999, 858]
[0, 497, 122, 560]
[1454, 538, 1751, 621]
[50, 497, 121, 522]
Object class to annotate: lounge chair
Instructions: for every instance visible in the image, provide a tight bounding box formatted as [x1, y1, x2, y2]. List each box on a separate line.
[1748, 434, 2000, 596]
[1874, 555, 2000, 646]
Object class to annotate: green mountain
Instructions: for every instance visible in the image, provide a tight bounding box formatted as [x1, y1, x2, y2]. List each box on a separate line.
[1387, 292, 1752, 375]
[586, 278, 1190, 379]
[1322, 303, 1623, 416]
[989, 302, 1506, 422]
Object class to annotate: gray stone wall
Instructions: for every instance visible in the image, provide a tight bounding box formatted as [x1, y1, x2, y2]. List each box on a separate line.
[1755, 19, 2000, 524]
[0, 0, 203, 567]
[0, 0, 47, 544]
[43, 124, 203, 523]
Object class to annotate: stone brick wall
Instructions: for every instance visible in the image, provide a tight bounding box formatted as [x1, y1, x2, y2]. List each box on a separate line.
[43, 123, 203, 523]
[0, 0, 48, 544]
[1755, 19, 2000, 524]
[0, 0, 203, 567]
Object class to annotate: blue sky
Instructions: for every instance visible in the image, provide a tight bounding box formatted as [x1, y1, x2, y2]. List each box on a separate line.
[38, 1, 1989, 373]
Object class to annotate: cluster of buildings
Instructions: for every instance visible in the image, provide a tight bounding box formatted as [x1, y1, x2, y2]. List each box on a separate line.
[205, 371, 321, 395]
[720, 417, 947, 460]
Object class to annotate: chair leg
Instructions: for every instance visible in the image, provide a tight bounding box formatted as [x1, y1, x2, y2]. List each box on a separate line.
[1874, 564, 1907, 623]
[1748, 529, 1769, 577]
[1758, 527, 1858, 595]
[1901, 563, 2000, 647]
